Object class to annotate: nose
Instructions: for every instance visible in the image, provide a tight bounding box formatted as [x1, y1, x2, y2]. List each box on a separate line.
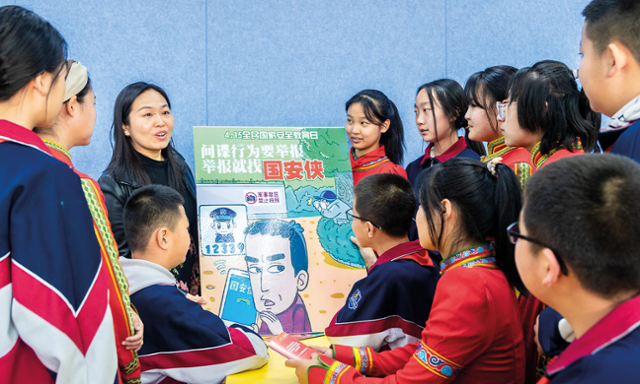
[260, 271, 270, 292]
[464, 109, 471, 121]
[154, 114, 165, 127]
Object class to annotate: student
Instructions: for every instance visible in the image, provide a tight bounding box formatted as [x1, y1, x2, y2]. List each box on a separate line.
[99, 82, 200, 295]
[120, 185, 268, 384]
[35, 61, 143, 383]
[579, 0, 640, 160]
[325, 173, 439, 351]
[0, 6, 118, 383]
[465, 65, 533, 189]
[499, 60, 596, 169]
[346, 90, 407, 186]
[287, 158, 526, 384]
[405, 79, 482, 187]
[513, 154, 640, 384]
[244, 219, 312, 335]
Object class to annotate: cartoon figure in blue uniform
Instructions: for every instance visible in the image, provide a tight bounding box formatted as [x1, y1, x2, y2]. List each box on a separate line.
[210, 207, 237, 243]
[312, 190, 351, 224]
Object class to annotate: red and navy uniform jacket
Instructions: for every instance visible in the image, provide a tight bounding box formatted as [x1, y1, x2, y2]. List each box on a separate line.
[405, 137, 480, 242]
[530, 140, 584, 170]
[325, 241, 439, 351]
[350, 146, 407, 186]
[308, 243, 526, 384]
[120, 258, 268, 383]
[481, 137, 532, 190]
[600, 119, 640, 162]
[0, 120, 117, 383]
[537, 294, 640, 384]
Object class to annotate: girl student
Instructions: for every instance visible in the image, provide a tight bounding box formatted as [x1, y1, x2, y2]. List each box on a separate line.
[464, 65, 533, 189]
[499, 60, 597, 170]
[346, 89, 407, 186]
[287, 158, 527, 384]
[34, 61, 144, 382]
[405, 79, 483, 188]
[0, 6, 118, 382]
[99, 82, 201, 295]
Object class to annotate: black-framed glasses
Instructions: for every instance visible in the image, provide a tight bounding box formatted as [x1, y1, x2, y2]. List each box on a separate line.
[347, 211, 382, 230]
[507, 222, 569, 276]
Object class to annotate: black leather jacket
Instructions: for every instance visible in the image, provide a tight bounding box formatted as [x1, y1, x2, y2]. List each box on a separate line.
[98, 153, 196, 258]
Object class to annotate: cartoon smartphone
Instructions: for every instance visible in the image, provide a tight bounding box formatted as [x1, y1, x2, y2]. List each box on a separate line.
[219, 269, 257, 327]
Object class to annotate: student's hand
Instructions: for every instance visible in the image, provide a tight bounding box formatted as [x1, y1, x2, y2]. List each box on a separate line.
[186, 293, 207, 306]
[490, 157, 504, 165]
[122, 311, 144, 352]
[350, 236, 376, 269]
[285, 355, 318, 384]
[534, 315, 544, 356]
[251, 323, 259, 333]
[309, 345, 333, 358]
[259, 311, 284, 334]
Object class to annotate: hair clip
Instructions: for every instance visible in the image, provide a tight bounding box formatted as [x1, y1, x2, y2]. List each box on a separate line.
[487, 162, 498, 177]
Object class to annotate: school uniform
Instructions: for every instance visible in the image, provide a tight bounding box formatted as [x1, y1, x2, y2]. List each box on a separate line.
[325, 240, 439, 351]
[0, 120, 117, 383]
[530, 141, 584, 170]
[537, 294, 640, 384]
[350, 146, 407, 186]
[307, 243, 526, 384]
[482, 137, 532, 190]
[121, 258, 269, 384]
[600, 119, 640, 162]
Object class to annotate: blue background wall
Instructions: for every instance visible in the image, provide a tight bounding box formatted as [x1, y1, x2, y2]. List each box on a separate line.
[3, 0, 590, 179]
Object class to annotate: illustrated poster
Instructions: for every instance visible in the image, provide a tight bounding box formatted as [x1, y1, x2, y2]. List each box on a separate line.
[194, 127, 367, 335]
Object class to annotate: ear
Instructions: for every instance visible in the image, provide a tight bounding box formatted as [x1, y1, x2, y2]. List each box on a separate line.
[155, 227, 170, 251]
[295, 270, 309, 291]
[441, 199, 453, 219]
[122, 123, 130, 136]
[541, 248, 562, 287]
[366, 222, 377, 238]
[607, 42, 629, 78]
[31, 72, 52, 97]
[65, 96, 78, 117]
[379, 119, 390, 134]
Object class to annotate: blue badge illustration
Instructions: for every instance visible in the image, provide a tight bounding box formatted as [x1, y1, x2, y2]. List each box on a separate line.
[348, 289, 362, 310]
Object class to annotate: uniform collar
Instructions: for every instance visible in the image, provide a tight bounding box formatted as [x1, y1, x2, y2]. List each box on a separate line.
[439, 242, 498, 274]
[531, 139, 583, 169]
[0, 119, 52, 156]
[351, 145, 388, 167]
[420, 136, 467, 165]
[547, 294, 640, 376]
[369, 240, 434, 271]
[43, 140, 73, 167]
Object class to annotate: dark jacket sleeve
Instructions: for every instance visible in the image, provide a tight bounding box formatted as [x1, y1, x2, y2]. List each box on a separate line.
[98, 174, 131, 258]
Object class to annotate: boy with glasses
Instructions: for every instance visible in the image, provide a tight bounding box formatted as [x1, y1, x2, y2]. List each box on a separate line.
[324, 173, 440, 351]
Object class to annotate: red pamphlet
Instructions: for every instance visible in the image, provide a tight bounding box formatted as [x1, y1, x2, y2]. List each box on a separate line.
[268, 332, 316, 360]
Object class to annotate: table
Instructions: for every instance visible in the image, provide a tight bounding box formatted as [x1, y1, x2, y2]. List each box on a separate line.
[227, 335, 331, 384]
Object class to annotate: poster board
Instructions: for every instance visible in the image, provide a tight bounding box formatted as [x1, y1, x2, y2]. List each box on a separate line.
[194, 127, 367, 335]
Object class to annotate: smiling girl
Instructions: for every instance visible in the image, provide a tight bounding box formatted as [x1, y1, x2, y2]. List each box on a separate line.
[346, 90, 407, 186]
[99, 83, 200, 295]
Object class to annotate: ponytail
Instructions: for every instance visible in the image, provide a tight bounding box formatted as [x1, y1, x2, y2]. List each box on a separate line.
[346, 89, 405, 165]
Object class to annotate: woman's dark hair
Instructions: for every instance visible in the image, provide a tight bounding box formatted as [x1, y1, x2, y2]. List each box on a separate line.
[418, 157, 526, 293]
[74, 77, 93, 104]
[0, 6, 67, 102]
[465, 65, 518, 133]
[507, 60, 596, 155]
[105, 82, 187, 193]
[417, 79, 486, 156]
[346, 90, 405, 165]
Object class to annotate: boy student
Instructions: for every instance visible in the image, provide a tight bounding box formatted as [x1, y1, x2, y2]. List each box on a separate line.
[244, 219, 312, 335]
[579, 0, 640, 160]
[119, 185, 268, 384]
[513, 154, 640, 383]
[325, 173, 439, 351]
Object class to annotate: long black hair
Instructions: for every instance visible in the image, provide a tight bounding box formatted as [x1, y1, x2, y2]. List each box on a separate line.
[0, 6, 67, 108]
[465, 65, 518, 134]
[507, 60, 596, 155]
[418, 157, 526, 293]
[417, 79, 486, 156]
[346, 89, 405, 165]
[105, 82, 188, 193]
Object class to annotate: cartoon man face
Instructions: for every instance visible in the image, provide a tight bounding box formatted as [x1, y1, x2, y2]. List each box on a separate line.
[245, 233, 308, 315]
[212, 219, 235, 235]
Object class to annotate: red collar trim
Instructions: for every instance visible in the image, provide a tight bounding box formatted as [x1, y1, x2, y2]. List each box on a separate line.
[351, 145, 387, 165]
[44, 141, 74, 168]
[420, 136, 467, 165]
[369, 240, 434, 271]
[547, 294, 640, 375]
[0, 120, 52, 156]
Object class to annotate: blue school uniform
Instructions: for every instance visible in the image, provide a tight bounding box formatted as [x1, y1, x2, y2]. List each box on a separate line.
[600, 120, 640, 162]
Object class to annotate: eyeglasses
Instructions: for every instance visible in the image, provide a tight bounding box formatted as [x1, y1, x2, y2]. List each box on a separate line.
[347, 211, 382, 230]
[572, 69, 579, 80]
[507, 222, 569, 276]
[496, 101, 509, 120]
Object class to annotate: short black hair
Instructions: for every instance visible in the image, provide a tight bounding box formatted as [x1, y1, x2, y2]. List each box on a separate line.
[244, 220, 308, 274]
[123, 184, 185, 253]
[583, 0, 640, 64]
[508, 60, 596, 155]
[524, 154, 640, 298]
[465, 65, 518, 133]
[354, 173, 415, 238]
